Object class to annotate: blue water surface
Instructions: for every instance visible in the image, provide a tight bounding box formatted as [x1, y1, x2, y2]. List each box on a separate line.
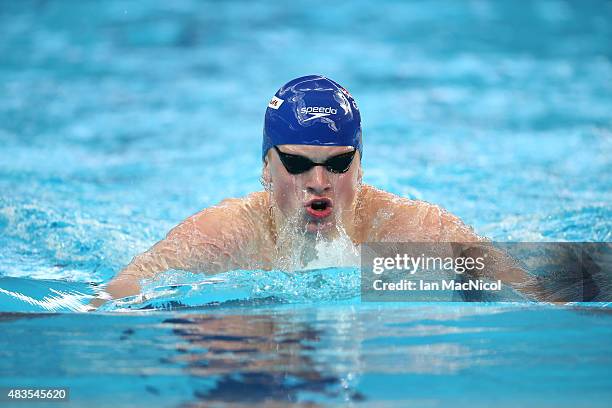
[1, 0, 611, 407]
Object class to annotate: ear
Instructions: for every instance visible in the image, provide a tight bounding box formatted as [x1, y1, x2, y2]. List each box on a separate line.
[356, 161, 363, 184]
[354, 151, 363, 184]
[261, 159, 271, 189]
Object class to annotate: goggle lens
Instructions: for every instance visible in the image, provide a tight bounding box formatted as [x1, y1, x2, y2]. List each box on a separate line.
[274, 146, 356, 175]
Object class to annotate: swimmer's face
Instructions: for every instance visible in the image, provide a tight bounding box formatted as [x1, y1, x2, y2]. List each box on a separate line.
[263, 144, 362, 235]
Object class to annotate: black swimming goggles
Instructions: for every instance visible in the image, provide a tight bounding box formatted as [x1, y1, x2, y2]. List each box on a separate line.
[273, 146, 356, 175]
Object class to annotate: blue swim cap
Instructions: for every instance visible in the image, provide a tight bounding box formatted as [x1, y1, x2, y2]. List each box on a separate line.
[262, 75, 362, 160]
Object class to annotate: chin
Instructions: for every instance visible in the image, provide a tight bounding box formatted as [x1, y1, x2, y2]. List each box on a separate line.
[304, 219, 335, 235]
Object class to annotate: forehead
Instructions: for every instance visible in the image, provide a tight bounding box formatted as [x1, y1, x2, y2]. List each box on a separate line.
[276, 144, 354, 160]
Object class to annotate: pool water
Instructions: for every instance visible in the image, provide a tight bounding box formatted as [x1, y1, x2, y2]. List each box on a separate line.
[1, 0, 611, 406]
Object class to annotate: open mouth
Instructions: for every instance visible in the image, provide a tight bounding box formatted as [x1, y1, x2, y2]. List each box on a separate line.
[304, 197, 333, 219]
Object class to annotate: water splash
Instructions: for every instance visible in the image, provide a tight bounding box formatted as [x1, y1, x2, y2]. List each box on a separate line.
[98, 267, 361, 311]
[0, 277, 95, 312]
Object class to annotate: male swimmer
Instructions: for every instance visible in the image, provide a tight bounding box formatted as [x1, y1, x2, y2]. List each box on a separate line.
[94, 75, 539, 306]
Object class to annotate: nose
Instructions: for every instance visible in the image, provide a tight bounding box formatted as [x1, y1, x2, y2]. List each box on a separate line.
[305, 165, 331, 195]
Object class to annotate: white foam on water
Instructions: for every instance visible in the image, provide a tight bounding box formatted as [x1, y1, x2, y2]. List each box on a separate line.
[303, 225, 360, 270]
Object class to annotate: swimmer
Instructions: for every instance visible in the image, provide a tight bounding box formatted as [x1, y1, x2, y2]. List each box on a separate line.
[93, 75, 543, 307]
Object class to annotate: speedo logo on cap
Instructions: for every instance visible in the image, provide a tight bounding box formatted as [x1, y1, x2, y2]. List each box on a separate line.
[300, 106, 337, 122]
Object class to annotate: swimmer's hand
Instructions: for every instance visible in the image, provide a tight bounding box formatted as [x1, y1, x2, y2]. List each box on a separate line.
[87, 293, 111, 310]
[87, 273, 141, 310]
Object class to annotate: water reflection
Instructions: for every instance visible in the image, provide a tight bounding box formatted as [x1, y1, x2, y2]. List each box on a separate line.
[159, 305, 505, 406]
[162, 312, 365, 407]
[1, 304, 610, 407]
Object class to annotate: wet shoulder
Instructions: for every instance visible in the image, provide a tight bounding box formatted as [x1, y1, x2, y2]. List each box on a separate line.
[161, 192, 273, 271]
[360, 185, 477, 242]
[170, 192, 270, 240]
[359, 185, 424, 240]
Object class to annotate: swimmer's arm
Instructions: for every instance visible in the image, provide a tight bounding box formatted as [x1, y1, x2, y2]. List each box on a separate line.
[90, 204, 252, 308]
[384, 202, 548, 300]
[436, 208, 552, 301]
[91, 235, 187, 307]
[89, 225, 195, 308]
